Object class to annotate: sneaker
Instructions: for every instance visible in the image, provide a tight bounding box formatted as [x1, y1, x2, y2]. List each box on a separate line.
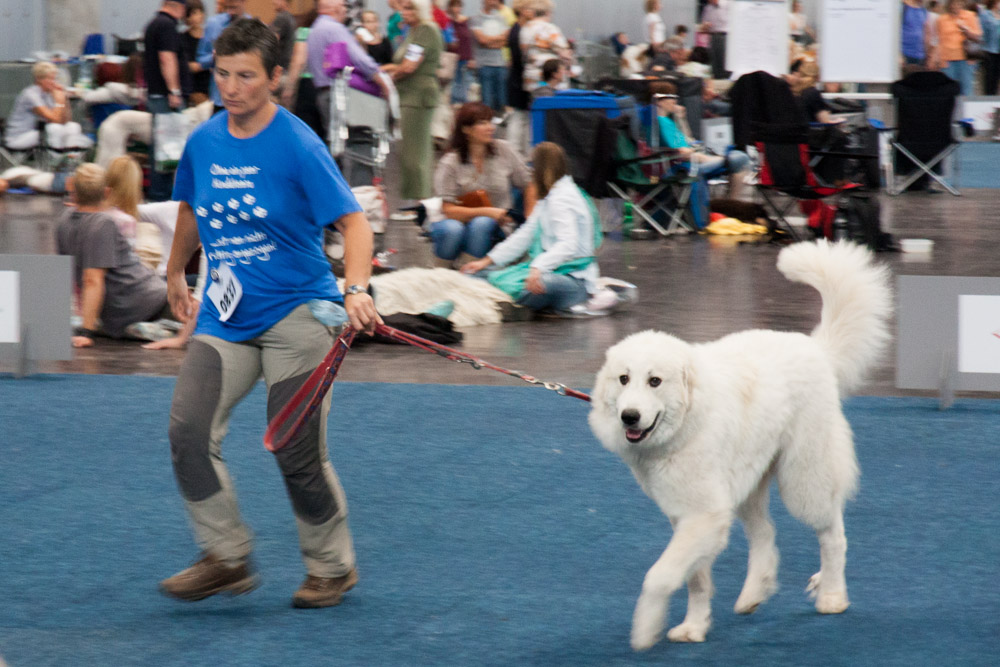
[125, 321, 172, 342]
[159, 553, 259, 602]
[291, 568, 358, 608]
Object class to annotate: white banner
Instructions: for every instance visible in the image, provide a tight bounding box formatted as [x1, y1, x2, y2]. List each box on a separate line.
[726, 0, 790, 79]
[0, 271, 20, 344]
[820, 0, 897, 83]
[958, 294, 1000, 374]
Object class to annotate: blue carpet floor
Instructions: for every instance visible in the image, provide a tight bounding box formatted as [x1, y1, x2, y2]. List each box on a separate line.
[958, 142, 1000, 188]
[1, 375, 998, 666]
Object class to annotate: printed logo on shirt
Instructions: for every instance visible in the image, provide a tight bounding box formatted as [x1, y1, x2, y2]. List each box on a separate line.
[192, 162, 277, 267]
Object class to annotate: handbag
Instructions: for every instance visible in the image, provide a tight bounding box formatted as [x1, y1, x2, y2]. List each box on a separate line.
[964, 38, 983, 61]
[437, 51, 459, 81]
[457, 189, 492, 208]
[487, 186, 603, 298]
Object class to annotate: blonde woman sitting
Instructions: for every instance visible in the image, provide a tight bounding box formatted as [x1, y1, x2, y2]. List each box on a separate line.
[5, 62, 93, 151]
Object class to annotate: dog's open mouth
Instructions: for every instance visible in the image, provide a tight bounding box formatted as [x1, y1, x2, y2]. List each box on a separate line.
[624, 413, 660, 443]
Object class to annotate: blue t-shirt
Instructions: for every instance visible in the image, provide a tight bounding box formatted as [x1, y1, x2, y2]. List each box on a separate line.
[901, 5, 928, 60]
[657, 115, 689, 150]
[173, 106, 360, 342]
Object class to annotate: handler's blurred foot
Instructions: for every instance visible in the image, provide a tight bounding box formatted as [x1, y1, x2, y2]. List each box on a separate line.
[292, 568, 358, 608]
[160, 553, 259, 601]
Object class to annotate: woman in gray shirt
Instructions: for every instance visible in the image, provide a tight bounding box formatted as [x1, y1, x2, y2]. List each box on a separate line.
[430, 102, 535, 265]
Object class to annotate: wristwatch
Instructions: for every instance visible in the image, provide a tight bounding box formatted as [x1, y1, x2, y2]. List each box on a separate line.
[344, 284, 367, 296]
[169, 88, 182, 96]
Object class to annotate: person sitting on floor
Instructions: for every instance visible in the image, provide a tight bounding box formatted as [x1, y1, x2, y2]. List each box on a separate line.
[429, 101, 535, 267]
[652, 80, 750, 228]
[56, 163, 194, 348]
[460, 141, 602, 316]
[102, 154, 206, 350]
[5, 61, 93, 153]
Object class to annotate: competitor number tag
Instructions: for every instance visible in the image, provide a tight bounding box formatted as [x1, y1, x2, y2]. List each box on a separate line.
[404, 43, 425, 62]
[206, 262, 243, 322]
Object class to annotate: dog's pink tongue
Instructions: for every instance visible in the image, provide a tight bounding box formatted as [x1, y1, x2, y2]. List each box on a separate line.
[626, 429, 643, 440]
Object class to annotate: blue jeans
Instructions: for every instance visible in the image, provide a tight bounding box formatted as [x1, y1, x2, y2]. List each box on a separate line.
[943, 60, 975, 96]
[429, 216, 501, 260]
[147, 95, 176, 202]
[478, 66, 508, 113]
[451, 61, 471, 105]
[680, 149, 751, 229]
[516, 273, 588, 312]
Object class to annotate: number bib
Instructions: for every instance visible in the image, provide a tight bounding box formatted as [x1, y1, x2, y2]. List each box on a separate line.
[206, 263, 243, 323]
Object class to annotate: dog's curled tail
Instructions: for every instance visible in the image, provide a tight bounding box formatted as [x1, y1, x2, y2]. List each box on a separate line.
[776, 240, 893, 395]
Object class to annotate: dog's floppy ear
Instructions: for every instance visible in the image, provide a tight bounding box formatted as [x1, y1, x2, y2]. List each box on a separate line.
[682, 360, 695, 410]
[592, 356, 618, 410]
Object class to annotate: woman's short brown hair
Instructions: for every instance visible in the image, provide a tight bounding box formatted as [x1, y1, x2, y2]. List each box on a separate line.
[450, 102, 497, 163]
[531, 141, 568, 199]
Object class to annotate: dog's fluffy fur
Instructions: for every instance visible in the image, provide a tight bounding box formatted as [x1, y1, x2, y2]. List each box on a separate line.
[588, 241, 892, 650]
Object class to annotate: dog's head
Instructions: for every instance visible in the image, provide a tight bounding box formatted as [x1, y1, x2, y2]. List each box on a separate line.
[588, 330, 693, 454]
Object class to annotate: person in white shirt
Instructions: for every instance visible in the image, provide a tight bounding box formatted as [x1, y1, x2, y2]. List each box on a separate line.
[519, 0, 570, 92]
[644, 0, 667, 53]
[5, 61, 93, 151]
[461, 142, 600, 314]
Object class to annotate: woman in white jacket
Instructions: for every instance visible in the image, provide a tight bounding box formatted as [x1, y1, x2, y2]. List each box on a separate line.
[461, 141, 600, 313]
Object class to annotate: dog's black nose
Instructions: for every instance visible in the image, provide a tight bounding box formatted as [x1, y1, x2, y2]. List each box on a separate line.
[621, 409, 640, 426]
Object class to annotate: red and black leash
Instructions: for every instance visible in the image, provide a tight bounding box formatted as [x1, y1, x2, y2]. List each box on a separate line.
[264, 323, 590, 452]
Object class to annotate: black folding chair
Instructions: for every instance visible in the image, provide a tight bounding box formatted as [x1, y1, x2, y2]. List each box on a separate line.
[876, 71, 971, 196]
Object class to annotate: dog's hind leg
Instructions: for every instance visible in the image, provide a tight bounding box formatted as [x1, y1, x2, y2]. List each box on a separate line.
[734, 475, 779, 614]
[806, 510, 850, 614]
[630, 511, 731, 651]
[666, 563, 714, 643]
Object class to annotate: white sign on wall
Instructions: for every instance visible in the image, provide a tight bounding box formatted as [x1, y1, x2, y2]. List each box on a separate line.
[958, 294, 1000, 373]
[820, 0, 897, 83]
[0, 271, 20, 344]
[727, 0, 790, 79]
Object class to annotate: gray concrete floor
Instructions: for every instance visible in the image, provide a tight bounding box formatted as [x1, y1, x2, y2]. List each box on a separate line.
[3, 172, 999, 398]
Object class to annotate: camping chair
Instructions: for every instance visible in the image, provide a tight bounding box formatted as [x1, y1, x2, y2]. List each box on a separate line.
[606, 115, 700, 236]
[0, 118, 47, 170]
[755, 121, 867, 241]
[875, 71, 971, 196]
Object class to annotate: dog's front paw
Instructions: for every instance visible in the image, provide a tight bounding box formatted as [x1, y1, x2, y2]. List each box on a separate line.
[667, 620, 709, 643]
[806, 572, 849, 614]
[630, 595, 667, 651]
[815, 591, 849, 614]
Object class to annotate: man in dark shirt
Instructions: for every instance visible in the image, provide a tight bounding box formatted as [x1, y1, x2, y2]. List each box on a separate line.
[143, 0, 193, 202]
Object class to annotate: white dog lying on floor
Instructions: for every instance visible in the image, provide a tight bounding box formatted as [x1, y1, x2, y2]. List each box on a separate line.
[588, 240, 892, 651]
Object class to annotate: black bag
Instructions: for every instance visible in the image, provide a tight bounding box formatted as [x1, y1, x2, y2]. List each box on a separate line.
[350, 312, 463, 347]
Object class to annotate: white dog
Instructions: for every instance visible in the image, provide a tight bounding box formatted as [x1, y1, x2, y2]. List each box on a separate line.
[588, 241, 892, 650]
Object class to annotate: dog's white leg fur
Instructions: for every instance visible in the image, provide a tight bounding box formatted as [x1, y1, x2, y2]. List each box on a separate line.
[631, 513, 730, 651]
[807, 511, 850, 614]
[667, 563, 714, 643]
[734, 476, 779, 614]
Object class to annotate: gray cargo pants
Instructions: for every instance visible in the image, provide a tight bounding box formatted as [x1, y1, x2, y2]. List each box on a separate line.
[168, 304, 355, 578]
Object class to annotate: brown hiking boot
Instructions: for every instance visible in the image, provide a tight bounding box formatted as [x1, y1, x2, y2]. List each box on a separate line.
[159, 553, 259, 602]
[291, 568, 358, 608]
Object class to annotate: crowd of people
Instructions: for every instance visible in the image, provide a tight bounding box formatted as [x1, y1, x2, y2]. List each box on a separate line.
[3, 0, 992, 343]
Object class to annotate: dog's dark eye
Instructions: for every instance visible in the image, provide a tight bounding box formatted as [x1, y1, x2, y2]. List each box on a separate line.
[619, 374, 629, 385]
[648, 377, 662, 388]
